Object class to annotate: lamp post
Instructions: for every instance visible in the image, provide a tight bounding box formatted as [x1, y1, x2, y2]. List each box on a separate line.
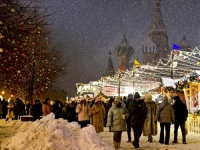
[171, 51, 174, 79]
[118, 73, 121, 96]
[116, 69, 125, 97]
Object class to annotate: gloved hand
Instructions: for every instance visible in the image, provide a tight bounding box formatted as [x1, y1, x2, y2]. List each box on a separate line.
[154, 121, 157, 124]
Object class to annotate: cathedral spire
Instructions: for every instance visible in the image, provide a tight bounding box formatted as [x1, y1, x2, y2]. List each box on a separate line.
[105, 52, 115, 76]
[148, 0, 170, 60]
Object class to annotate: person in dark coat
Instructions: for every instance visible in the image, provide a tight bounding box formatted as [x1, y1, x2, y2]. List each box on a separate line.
[14, 98, 24, 120]
[32, 100, 42, 121]
[172, 96, 188, 144]
[128, 92, 147, 149]
[68, 101, 77, 122]
[1, 99, 8, 118]
[62, 103, 69, 120]
[52, 100, 63, 119]
[125, 93, 133, 143]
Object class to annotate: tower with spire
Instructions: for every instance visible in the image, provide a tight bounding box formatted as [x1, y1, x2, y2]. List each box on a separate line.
[147, 0, 170, 61]
[105, 52, 115, 76]
[115, 32, 134, 70]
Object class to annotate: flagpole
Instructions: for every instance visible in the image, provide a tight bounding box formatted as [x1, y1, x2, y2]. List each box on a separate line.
[171, 43, 180, 79]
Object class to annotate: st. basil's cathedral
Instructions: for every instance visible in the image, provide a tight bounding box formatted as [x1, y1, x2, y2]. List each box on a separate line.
[105, 0, 191, 77]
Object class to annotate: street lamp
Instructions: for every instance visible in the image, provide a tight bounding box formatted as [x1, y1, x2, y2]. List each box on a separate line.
[1, 91, 5, 95]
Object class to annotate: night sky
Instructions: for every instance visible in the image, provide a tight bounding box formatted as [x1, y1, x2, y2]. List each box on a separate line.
[41, 0, 200, 98]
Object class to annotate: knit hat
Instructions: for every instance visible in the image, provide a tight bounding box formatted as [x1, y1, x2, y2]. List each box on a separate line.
[128, 94, 133, 98]
[134, 92, 140, 100]
[114, 97, 121, 102]
[144, 93, 152, 101]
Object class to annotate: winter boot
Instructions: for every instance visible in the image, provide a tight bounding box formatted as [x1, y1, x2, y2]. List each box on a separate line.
[113, 141, 118, 149]
[117, 142, 121, 149]
[148, 135, 153, 142]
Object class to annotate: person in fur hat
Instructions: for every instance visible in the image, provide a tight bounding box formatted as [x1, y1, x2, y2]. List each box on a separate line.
[128, 92, 147, 149]
[76, 97, 91, 128]
[143, 93, 157, 142]
[107, 96, 129, 149]
[90, 97, 106, 133]
[155, 95, 175, 145]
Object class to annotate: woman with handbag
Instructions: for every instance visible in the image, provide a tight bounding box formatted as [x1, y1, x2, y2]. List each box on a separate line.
[155, 96, 175, 145]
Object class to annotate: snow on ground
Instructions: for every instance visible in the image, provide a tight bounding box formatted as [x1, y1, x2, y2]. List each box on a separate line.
[0, 114, 200, 150]
[0, 113, 113, 150]
[100, 126, 200, 150]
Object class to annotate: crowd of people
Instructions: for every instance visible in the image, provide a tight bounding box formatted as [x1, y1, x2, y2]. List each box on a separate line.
[0, 92, 188, 149]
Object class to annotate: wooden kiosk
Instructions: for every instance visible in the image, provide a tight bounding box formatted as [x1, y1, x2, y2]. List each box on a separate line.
[184, 82, 200, 134]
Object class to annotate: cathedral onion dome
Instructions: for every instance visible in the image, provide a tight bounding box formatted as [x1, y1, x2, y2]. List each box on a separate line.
[115, 34, 134, 57]
[179, 33, 190, 50]
[141, 37, 157, 54]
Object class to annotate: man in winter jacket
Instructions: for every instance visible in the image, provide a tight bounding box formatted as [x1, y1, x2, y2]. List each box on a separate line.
[128, 92, 147, 149]
[172, 96, 188, 144]
[107, 97, 129, 149]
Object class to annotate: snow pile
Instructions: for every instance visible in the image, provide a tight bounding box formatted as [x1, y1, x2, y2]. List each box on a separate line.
[2, 113, 114, 150]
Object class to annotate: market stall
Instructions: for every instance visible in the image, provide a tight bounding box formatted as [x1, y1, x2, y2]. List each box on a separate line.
[176, 72, 200, 134]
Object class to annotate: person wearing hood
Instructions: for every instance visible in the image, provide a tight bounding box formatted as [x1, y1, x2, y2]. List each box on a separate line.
[128, 92, 147, 149]
[155, 95, 175, 145]
[90, 97, 106, 133]
[32, 99, 42, 121]
[106, 96, 129, 149]
[172, 95, 188, 144]
[42, 98, 51, 116]
[143, 93, 157, 143]
[76, 97, 91, 128]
